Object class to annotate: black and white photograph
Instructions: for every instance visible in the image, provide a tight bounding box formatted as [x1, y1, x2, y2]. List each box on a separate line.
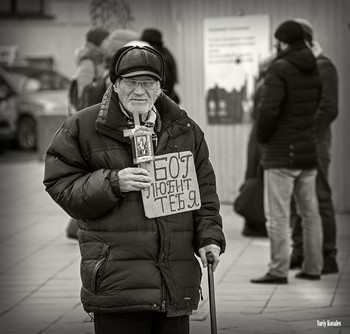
[0, 1, 349, 333]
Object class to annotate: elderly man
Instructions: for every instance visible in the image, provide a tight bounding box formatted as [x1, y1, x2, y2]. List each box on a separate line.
[44, 45, 225, 334]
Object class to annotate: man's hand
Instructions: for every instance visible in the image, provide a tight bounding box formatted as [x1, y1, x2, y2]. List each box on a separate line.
[198, 244, 221, 272]
[118, 168, 151, 192]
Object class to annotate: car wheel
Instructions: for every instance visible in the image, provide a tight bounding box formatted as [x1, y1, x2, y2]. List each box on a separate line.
[16, 116, 36, 150]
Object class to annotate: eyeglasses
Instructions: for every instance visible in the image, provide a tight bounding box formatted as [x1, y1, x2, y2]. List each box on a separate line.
[121, 78, 157, 90]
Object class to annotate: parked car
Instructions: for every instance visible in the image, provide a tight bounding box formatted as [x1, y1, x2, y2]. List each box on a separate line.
[0, 65, 69, 151]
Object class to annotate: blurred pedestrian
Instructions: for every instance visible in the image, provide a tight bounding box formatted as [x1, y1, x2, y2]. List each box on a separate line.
[141, 28, 180, 103]
[104, 29, 140, 82]
[106, 29, 140, 59]
[290, 18, 339, 275]
[251, 20, 323, 284]
[66, 28, 139, 240]
[66, 26, 110, 239]
[236, 54, 274, 237]
[71, 26, 110, 111]
[44, 45, 225, 334]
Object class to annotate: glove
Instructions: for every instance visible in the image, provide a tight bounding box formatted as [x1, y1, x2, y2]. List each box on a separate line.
[198, 244, 221, 272]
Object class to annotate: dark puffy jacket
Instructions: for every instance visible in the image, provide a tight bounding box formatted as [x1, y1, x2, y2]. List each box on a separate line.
[256, 42, 321, 169]
[43, 88, 225, 314]
[314, 54, 338, 158]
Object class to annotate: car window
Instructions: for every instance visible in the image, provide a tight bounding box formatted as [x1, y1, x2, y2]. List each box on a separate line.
[29, 72, 70, 90]
[48, 73, 70, 90]
[5, 69, 70, 91]
[38, 73, 51, 90]
[4, 72, 27, 92]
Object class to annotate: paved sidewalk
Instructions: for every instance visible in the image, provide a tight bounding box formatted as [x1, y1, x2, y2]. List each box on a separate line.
[0, 160, 349, 334]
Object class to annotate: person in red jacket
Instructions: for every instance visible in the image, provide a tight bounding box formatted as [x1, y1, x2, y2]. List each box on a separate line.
[289, 18, 339, 275]
[44, 45, 225, 334]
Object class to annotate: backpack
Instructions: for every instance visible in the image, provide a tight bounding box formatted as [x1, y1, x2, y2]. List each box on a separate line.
[68, 77, 107, 115]
[68, 49, 108, 115]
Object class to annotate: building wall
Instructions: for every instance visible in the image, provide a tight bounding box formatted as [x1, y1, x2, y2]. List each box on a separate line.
[0, 0, 349, 212]
[0, 0, 91, 75]
[128, 0, 350, 213]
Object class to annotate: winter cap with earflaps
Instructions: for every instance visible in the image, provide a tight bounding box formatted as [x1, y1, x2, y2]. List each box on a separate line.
[86, 27, 110, 46]
[109, 45, 165, 84]
[274, 20, 305, 45]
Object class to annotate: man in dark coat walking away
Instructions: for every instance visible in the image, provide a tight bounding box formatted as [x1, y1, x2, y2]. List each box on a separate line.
[290, 18, 339, 275]
[251, 20, 323, 284]
[44, 45, 225, 334]
[141, 28, 180, 104]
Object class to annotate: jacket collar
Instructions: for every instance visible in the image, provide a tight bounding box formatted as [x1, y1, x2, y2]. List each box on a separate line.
[275, 41, 316, 73]
[96, 86, 187, 142]
[95, 85, 131, 143]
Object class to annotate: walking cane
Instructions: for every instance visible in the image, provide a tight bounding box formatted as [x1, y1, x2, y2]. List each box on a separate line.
[207, 252, 217, 334]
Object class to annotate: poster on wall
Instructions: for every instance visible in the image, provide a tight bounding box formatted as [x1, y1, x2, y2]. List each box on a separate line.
[204, 14, 270, 124]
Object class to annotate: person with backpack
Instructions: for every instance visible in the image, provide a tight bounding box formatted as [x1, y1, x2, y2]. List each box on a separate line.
[66, 28, 140, 239]
[66, 27, 110, 239]
[68, 26, 109, 115]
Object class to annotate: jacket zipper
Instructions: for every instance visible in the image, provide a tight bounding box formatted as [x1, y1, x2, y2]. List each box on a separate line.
[160, 257, 167, 312]
[161, 300, 166, 312]
[92, 244, 110, 294]
[157, 218, 168, 313]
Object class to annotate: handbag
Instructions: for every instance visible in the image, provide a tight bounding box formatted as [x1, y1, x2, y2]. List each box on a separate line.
[233, 175, 265, 224]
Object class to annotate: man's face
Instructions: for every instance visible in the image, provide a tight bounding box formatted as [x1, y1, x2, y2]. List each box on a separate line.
[115, 75, 160, 115]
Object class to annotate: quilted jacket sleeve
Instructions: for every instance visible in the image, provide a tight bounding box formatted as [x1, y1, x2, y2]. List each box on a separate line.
[192, 123, 226, 255]
[314, 58, 338, 136]
[43, 120, 120, 220]
[256, 62, 285, 143]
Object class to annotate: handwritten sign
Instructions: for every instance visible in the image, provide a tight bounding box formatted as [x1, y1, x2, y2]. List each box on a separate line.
[141, 151, 201, 218]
